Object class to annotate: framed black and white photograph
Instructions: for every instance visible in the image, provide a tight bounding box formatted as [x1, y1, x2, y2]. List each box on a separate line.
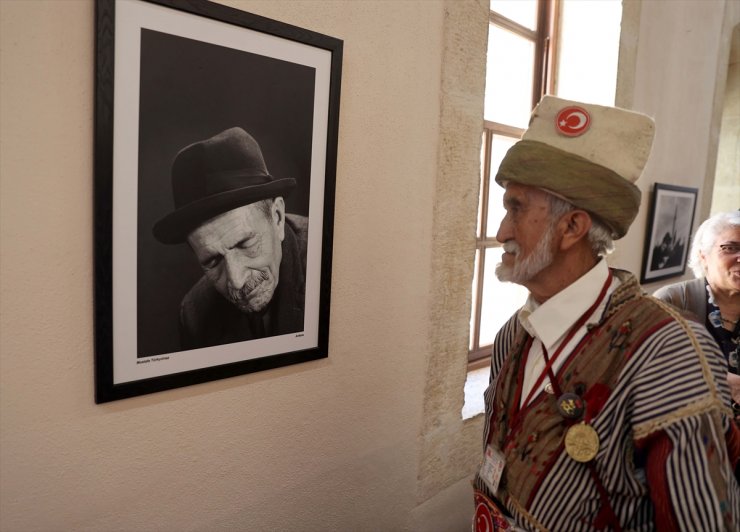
[641, 183, 698, 284]
[94, 0, 342, 402]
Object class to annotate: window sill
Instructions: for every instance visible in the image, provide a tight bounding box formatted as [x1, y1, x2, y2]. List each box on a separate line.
[462, 364, 490, 419]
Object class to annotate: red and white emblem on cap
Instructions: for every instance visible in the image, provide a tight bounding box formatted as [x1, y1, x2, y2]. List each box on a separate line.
[555, 106, 591, 137]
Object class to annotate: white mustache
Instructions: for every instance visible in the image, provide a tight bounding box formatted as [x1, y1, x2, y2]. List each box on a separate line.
[502, 241, 520, 254]
[228, 270, 270, 303]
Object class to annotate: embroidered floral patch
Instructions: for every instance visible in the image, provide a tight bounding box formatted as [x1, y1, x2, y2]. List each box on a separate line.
[609, 320, 632, 352]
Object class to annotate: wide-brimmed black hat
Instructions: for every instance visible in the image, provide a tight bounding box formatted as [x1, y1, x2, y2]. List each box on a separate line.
[153, 127, 296, 244]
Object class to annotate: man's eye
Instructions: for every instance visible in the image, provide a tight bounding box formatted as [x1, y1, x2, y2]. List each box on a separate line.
[504, 201, 521, 213]
[238, 237, 258, 250]
[237, 238, 261, 255]
[720, 244, 740, 254]
[203, 256, 222, 270]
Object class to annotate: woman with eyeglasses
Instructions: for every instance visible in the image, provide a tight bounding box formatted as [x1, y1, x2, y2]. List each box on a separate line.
[654, 210, 740, 419]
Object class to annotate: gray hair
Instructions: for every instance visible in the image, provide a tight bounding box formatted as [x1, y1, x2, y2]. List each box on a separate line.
[688, 210, 740, 278]
[546, 194, 615, 257]
[254, 198, 274, 219]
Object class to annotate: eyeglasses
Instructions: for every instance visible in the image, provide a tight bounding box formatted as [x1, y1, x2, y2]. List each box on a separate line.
[718, 243, 740, 256]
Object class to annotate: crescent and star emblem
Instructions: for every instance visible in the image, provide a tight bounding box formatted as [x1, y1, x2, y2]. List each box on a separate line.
[555, 106, 591, 136]
[475, 503, 493, 532]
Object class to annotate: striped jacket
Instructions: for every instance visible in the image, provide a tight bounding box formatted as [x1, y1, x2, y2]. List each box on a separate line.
[475, 269, 739, 530]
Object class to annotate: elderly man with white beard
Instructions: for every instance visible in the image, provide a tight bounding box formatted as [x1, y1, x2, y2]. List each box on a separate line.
[472, 96, 739, 532]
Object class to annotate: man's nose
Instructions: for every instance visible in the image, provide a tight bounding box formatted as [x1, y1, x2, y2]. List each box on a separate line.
[495, 214, 511, 244]
[223, 254, 248, 290]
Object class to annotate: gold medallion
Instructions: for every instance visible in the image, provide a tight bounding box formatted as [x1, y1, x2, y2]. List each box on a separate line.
[564, 422, 599, 462]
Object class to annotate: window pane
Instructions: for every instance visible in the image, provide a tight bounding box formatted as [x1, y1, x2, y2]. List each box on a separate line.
[469, 249, 480, 351]
[490, 0, 538, 31]
[479, 247, 528, 347]
[484, 24, 535, 127]
[557, 0, 621, 105]
[485, 135, 518, 237]
[477, 132, 487, 238]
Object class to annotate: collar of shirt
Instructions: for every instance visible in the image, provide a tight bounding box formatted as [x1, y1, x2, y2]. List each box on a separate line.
[518, 259, 613, 354]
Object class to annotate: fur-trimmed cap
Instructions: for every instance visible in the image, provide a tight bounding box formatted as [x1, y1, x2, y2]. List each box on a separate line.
[495, 96, 655, 239]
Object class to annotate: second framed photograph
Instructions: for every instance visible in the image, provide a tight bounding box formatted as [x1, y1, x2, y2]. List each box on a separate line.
[641, 183, 698, 284]
[94, 0, 342, 402]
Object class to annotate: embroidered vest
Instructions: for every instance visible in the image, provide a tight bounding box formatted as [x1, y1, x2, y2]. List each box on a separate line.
[482, 274, 673, 512]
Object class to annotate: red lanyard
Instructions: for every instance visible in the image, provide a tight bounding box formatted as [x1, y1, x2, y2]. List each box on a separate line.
[495, 270, 621, 531]
[515, 270, 613, 414]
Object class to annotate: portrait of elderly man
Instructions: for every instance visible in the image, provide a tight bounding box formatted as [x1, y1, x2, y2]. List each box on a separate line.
[152, 127, 308, 351]
[472, 96, 739, 531]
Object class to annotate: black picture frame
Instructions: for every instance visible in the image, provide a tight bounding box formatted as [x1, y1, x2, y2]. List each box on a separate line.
[640, 183, 698, 284]
[94, 0, 342, 403]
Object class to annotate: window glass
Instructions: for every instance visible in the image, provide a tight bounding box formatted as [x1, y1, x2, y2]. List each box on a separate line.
[557, 0, 622, 105]
[479, 247, 529, 347]
[485, 135, 517, 236]
[490, 0, 538, 30]
[470, 0, 622, 366]
[477, 132, 487, 238]
[484, 24, 535, 127]
[469, 249, 480, 351]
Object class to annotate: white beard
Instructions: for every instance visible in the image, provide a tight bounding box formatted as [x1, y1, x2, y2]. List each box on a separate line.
[495, 223, 555, 284]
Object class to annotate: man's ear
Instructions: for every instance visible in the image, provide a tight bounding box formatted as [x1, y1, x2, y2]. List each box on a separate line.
[558, 210, 592, 251]
[272, 196, 286, 242]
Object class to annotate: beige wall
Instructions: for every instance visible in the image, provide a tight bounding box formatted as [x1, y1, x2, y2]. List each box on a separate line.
[0, 1, 474, 530]
[1, 1, 737, 531]
[711, 21, 740, 215]
[612, 0, 739, 290]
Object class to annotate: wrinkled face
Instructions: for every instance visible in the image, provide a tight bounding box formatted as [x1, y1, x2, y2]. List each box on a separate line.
[495, 182, 556, 286]
[187, 199, 285, 313]
[702, 227, 740, 295]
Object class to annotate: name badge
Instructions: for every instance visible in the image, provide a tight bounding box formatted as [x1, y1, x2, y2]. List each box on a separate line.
[480, 444, 506, 495]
